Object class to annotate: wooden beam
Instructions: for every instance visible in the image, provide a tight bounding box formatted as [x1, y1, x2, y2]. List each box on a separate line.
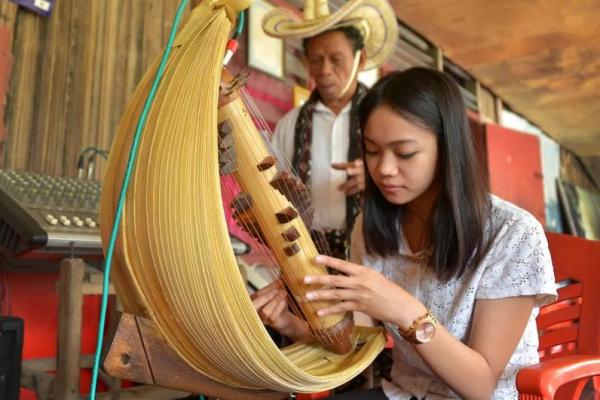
[430, 46, 443, 71]
[94, 386, 190, 399]
[495, 96, 503, 124]
[22, 355, 95, 372]
[22, 366, 188, 400]
[21, 367, 55, 400]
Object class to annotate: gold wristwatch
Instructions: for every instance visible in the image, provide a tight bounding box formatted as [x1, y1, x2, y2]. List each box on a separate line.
[399, 310, 438, 344]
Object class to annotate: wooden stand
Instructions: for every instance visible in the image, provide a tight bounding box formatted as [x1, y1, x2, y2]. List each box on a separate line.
[102, 311, 288, 400]
[20, 258, 189, 399]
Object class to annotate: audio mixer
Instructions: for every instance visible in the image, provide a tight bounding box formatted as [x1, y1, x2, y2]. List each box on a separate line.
[0, 169, 249, 259]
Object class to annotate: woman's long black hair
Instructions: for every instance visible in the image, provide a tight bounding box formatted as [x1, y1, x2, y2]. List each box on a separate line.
[358, 67, 491, 281]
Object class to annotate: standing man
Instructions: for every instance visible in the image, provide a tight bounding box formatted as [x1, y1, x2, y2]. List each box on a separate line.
[263, 0, 398, 258]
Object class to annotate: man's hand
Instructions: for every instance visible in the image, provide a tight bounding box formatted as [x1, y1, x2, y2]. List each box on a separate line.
[332, 158, 365, 196]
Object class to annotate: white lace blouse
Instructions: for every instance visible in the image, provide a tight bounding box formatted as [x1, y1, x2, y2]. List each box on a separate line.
[350, 195, 557, 399]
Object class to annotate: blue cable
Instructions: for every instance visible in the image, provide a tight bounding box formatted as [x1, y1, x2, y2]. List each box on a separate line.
[88, 0, 189, 398]
[234, 10, 244, 38]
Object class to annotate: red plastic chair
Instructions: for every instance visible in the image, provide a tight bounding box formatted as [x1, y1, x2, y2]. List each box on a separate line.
[517, 232, 600, 399]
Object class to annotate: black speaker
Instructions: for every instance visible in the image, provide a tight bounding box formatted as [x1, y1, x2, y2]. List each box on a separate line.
[0, 316, 23, 400]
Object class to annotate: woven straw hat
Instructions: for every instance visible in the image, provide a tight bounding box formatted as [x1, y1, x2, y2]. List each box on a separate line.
[262, 0, 398, 70]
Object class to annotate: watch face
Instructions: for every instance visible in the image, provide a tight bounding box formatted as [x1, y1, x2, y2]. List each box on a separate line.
[415, 321, 436, 343]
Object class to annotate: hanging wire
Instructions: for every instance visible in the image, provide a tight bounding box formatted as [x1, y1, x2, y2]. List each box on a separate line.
[233, 9, 245, 38]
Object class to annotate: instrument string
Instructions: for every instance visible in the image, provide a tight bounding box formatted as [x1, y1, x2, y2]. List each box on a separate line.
[235, 90, 345, 344]
[217, 137, 312, 332]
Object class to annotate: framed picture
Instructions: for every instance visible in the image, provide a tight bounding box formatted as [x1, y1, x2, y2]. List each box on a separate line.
[247, 0, 285, 79]
[557, 179, 600, 240]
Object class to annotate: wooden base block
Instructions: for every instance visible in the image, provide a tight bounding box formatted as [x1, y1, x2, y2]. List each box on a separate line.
[102, 312, 288, 400]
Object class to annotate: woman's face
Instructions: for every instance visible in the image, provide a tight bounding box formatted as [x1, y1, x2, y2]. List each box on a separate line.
[364, 105, 439, 205]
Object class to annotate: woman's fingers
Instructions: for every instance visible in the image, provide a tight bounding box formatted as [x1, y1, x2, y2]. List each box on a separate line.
[309, 254, 360, 278]
[304, 273, 353, 288]
[252, 279, 282, 296]
[269, 295, 288, 322]
[259, 291, 287, 324]
[315, 301, 358, 317]
[251, 287, 279, 310]
[306, 289, 356, 301]
[251, 279, 282, 299]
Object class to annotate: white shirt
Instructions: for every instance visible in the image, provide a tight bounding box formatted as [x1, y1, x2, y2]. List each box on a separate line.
[271, 101, 352, 230]
[350, 195, 557, 400]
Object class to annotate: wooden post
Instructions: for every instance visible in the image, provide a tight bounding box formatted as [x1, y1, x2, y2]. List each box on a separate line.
[55, 258, 85, 400]
[431, 46, 444, 71]
[466, 80, 482, 113]
[494, 96, 503, 124]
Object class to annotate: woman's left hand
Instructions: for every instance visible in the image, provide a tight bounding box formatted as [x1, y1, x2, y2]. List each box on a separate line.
[305, 255, 427, 329]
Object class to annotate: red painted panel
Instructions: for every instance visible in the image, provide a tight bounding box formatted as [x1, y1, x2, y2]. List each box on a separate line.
[485, 123, 546, 225]
[3, 270, 102, 398]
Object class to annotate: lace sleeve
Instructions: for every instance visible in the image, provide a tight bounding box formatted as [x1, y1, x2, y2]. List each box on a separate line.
[476, 213, 557, 307]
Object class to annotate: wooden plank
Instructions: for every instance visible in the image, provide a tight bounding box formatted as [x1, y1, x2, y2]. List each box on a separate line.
[22, 361, 185, 400]
[84, 0, 104, 178]
[0, 5, 16, 159]
[111, 0, 133, 153]
[23, 354, 96, 371]
[478, 85, 497, 123]
[21, 366, 55, 400]
[0, 2, 18, 27]
[143, 0, 164, 71]
[32, 0, 73, 174]
[62, 0, 88, 176]
[429, 46, 443, 71]
[4, 11, 41, 170]
[94, 386, 189, 400]
[56, 258, 85, 400]
[124, 1, 145, 104]
[95, 0, 120, 174]
[0, 25, 12, 150]
[391, 0, 600, 158]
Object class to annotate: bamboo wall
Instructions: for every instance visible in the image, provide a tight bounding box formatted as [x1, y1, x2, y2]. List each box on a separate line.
[0, 1, 186, 178]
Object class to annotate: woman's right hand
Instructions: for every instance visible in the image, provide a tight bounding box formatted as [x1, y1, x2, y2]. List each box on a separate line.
[251, 279, 311, 342]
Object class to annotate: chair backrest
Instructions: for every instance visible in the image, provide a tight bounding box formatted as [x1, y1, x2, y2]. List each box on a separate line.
[538, 232, 600, 360]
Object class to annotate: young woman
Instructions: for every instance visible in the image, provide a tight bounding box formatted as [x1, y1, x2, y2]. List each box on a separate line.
[252, 68, 557, 400]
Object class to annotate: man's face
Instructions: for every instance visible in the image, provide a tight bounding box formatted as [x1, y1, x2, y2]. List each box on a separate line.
[305, 30, 358, 102]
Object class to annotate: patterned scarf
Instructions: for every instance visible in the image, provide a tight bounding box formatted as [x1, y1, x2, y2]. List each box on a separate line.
[291, 83, 367, 258]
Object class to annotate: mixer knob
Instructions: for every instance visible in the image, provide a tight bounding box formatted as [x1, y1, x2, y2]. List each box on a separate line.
[72, 216, 84, 227]
[45, 214, 58, 225]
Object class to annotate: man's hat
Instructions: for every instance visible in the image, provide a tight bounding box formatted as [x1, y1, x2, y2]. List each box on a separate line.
[262, 0, 398, 70]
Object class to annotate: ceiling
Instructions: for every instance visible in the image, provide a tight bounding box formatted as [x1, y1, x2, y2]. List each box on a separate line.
[391, 0, 600, 183]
